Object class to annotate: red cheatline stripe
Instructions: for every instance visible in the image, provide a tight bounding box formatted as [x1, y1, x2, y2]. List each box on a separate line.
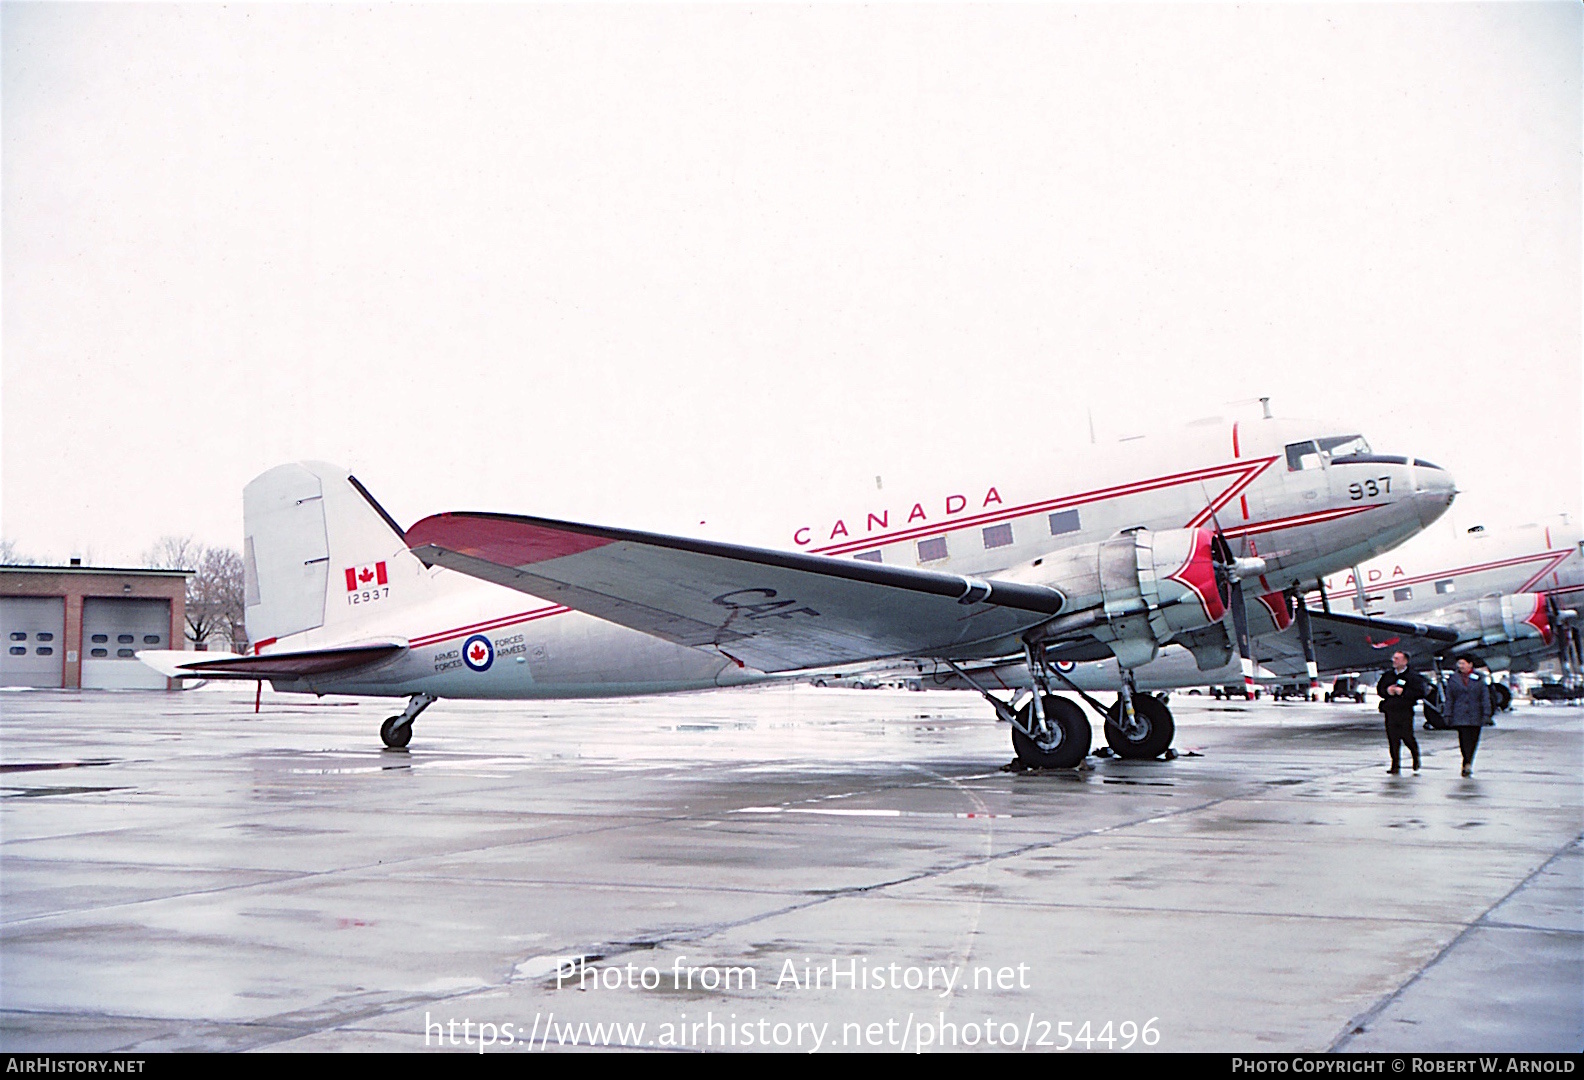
[1350, 550, 1571, 594]
[409, 604, 570, 649]
[812, 458, 1276, 556]
[1186, 461, 1274, 528]
[1519, 551, 1575, 593]
[1219, 504, 1375, 539]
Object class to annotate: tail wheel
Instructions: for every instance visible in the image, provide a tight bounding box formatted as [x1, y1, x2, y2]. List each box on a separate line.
[1012, 695, 1091, 769]
[1104, 694, 1176, 760]
[380, 716, 413, 749]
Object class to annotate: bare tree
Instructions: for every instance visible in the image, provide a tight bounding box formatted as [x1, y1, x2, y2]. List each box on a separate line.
[141, 535, 199, 572]
[142, 537, 246, 651]
[192, 546, 247, 652]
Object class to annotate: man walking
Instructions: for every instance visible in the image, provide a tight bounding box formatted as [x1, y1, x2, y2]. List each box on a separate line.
[1376, 650, 1425, 774]
[1443, 656, 1493, 777]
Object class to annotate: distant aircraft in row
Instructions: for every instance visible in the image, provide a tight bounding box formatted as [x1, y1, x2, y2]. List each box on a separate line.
[1289, 517, 1582, 707]
[141, 414, 1457, 766]
[973, 517, 1582, 707]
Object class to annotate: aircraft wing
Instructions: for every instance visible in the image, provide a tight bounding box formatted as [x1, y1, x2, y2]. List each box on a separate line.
[1293, 609, 1460, 673]
[137, 643, 406, 680]
[405, 512, 1066, 672]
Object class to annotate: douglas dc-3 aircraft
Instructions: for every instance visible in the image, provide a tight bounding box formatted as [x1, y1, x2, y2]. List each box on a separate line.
[141, 415, 1455, 767]
[1263, 517, 1584, 707]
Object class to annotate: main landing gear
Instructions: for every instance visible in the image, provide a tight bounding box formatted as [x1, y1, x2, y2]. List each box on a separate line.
[949, 645, 1179, 768]
[381, 693, 437, 749]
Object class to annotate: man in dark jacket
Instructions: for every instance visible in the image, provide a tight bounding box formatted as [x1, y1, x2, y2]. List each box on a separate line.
[1444, 656, 1493, 776]
[1376, 651, 1425, 773]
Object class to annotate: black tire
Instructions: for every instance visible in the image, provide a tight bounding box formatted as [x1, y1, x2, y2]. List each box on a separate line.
[1104, 694, 1176, 760]
[1490, 683, 1512, 713]
[380, 716, 413, 749]
[1012, 695, 1091, 769]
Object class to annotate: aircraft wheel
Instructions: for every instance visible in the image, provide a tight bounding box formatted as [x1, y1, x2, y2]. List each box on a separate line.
[1012, 696, 1090, 769]
[380, 716, 413, 749]
[1104, 694, 1176, 760]
[1490, 683, 1512, 712]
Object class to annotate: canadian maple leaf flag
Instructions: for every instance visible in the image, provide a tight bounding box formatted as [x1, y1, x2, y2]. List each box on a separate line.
[345, 562, 388, 591]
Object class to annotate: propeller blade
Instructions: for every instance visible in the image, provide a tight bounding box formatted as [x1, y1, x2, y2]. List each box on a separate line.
[1291, 587, 1320, 696]
[1201, 489, 1257, 697]
[1228, 575, 1256, 697]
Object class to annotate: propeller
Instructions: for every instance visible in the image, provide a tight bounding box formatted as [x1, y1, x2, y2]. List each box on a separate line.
[1546, 594, 1582, 683]
[1204, 502, 1266, 698]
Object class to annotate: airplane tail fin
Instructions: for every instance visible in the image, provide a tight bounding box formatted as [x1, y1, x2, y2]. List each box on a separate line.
[243, 462, 438, 648]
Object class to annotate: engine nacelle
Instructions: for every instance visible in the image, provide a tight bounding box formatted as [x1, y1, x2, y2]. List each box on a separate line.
[1002, 528, 1225, 668]
[1436, 592, 1552, 652]
[1473, 593, 1552, 648]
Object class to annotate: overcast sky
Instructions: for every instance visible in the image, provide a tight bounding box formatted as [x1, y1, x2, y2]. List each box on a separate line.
[3, 3, 1579, 565]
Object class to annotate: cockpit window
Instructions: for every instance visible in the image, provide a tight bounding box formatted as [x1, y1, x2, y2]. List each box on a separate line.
[1317, 434, 1371, 459]
[1285, 441, 1323, 471]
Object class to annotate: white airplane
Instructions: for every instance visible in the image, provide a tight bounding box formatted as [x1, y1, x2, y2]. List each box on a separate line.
[1254, 517, 1584, 707]
[140, 415, 1456, 767]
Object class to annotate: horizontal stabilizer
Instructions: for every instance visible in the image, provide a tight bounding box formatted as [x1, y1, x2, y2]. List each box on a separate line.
[137, 643, 405, 680]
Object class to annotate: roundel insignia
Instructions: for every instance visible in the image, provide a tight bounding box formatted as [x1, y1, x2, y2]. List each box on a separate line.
[1055, 660, 1076, 672]
[463, 634, 494, 672]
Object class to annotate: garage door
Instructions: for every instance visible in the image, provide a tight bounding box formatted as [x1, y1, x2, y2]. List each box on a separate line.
[81, 598, 172, 690]
[1, 597, 66, 688]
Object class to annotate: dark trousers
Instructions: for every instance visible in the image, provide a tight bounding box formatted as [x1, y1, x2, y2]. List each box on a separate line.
[1457, 726, 1481, 766]
[1385, 715, 1419, 768]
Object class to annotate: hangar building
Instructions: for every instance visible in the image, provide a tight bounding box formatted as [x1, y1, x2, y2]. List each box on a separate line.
[0, 563, 189, 689]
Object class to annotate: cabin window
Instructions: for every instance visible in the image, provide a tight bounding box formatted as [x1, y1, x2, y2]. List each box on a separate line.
[36, 647, 52, 656]
[36, 632, 53, 641]
[1393, 588, 1413, 603]
[917, 536, 949, 563]
[90, 648, 108, 658]
[91, 634, 108, 643]
[144, 635, 162, 644]
[982, 523, 1014, 549]
[853, 550, 882, 563]
[118, 634, 134, 644]
[118, 649, 136, 658]
[1048, 510, 1080, 536]
[1435, 579, 1456, 595]
[1286, 441, 1322, 471]
[9, 647, 24, 656]
[9, 632, 25, 641]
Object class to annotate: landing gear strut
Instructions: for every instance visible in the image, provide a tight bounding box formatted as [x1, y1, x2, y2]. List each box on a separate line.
[945, 643, 1092, 769]
[381, 693, 437, 749]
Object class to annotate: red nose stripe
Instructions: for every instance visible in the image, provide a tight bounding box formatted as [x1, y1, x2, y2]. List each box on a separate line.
[1523, 594, 1553, 645]
[1167, 528, 1225, 623]
[1257, 591, 1292, 631]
